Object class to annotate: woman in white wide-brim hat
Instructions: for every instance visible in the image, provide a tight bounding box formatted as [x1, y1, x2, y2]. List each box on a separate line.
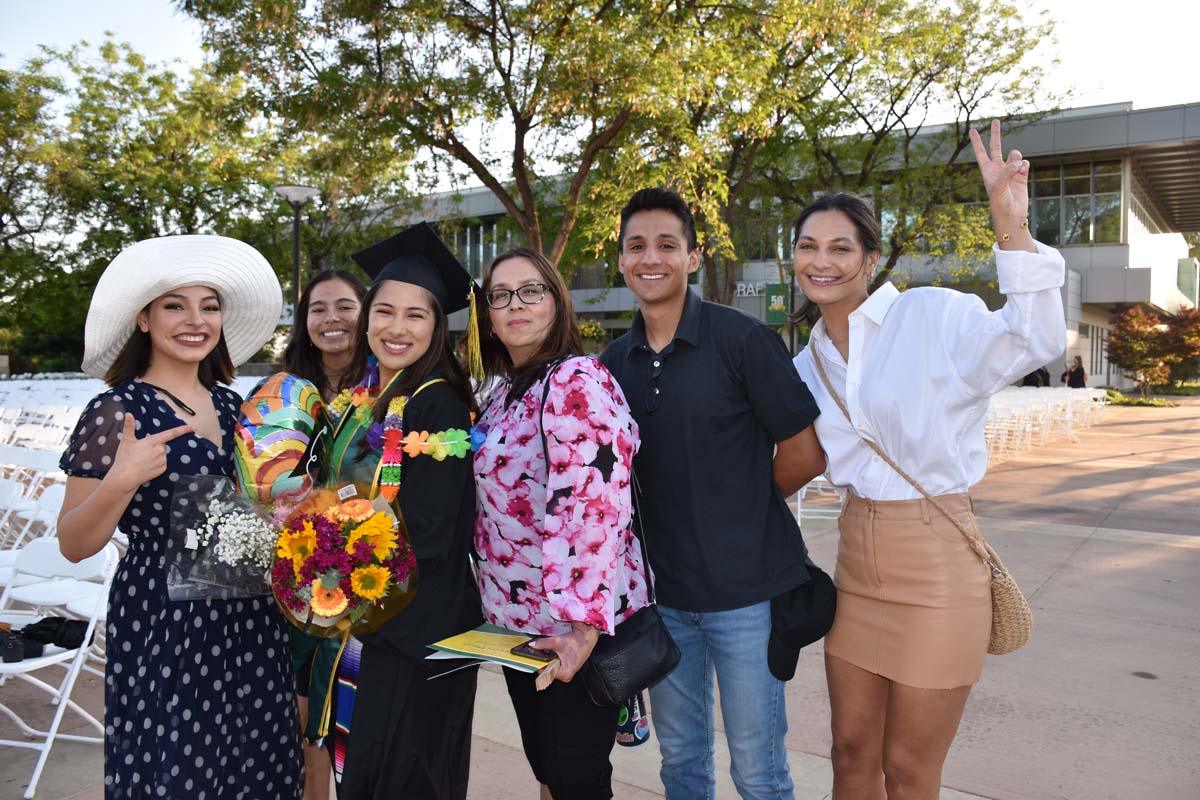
[56, 235, 303, 799]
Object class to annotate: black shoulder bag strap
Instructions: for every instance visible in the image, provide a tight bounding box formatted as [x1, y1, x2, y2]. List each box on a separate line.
[537, 357, 657, 606]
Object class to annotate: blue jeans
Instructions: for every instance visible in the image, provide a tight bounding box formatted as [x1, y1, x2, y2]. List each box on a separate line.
[649, 601, 794, 800]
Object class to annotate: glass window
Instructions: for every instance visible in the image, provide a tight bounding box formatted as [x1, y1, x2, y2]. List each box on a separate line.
[1091, 328, 1107, 376]
[1034, 197, 1061, 246]
[1093, 192, 1121, 243]
[467, 224, 481, 274]
[1033, 165, 1060, 198]
[481, 221, 497, 271]
[1064, 164, 1091, 196]
[1094, 161, 1122, 194]
[1063, 196, 1091, 245]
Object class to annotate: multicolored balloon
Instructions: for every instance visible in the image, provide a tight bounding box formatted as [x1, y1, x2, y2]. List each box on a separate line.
[234, 373, 327, 503]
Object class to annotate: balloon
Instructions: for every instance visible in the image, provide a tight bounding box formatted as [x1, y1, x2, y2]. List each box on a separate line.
[234, 373, 327, 503]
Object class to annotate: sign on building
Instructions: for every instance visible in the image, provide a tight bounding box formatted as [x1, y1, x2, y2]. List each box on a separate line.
[765, 283, 789, 325]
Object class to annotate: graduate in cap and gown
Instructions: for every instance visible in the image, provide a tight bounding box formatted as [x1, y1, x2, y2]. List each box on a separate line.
[326, 222, 484, 799]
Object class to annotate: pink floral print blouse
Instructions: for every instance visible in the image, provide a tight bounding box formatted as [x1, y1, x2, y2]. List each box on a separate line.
[474, 356, 650, 636]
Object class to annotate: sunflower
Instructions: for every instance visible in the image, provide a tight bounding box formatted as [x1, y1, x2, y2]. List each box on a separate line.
[310, 582, 349, 617]
[346, 513, 398, 560]
[350, 564, 390, 602]
[277, 520, 318, 565]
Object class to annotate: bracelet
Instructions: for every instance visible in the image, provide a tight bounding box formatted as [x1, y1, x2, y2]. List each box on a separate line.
[999, 219, 1029, 243]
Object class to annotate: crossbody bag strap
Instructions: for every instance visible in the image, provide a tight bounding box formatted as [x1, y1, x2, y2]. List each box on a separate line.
[809, 346, 1004, 577]
[537, 356, 657, 605]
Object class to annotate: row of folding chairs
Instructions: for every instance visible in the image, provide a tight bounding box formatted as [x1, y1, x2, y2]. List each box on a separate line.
[0, 538, 116, 798]
[793, 387, 1112, 519]
[985, 387, 1108, 465]
[0, 442, 68, 552]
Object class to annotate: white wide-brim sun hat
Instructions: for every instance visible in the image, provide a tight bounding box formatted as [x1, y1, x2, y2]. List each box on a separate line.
[82, 235, 283, 379]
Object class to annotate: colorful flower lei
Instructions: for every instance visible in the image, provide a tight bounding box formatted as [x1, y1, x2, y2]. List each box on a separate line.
[328, 357, 380, 420]
[330, 358, 473, 501]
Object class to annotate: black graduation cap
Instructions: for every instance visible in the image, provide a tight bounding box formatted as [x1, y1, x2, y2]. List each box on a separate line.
[351, 221, 485, 379]
[351, 221, 477, 314]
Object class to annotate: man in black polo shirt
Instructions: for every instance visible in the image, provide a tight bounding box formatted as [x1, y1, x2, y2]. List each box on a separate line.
[601, 188, 825, 799]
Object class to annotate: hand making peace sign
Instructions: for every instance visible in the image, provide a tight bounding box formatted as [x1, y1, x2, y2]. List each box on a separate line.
[970, 119, 1036, 250]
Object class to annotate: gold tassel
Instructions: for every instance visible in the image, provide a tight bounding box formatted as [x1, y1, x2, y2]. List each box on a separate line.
[317, 624, 351, 739]
[466, 287, 484, 382]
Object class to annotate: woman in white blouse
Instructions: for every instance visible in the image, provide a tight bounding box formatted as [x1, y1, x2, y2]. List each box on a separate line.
[789, 121, 1066, 799]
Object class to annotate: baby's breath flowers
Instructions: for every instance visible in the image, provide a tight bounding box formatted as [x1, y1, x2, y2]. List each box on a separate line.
[199, 499, 277, 572]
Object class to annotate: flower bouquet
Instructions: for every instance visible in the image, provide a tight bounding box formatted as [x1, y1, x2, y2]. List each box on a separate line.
[164, 475, 277, 601]
[271, 481, 418, 638]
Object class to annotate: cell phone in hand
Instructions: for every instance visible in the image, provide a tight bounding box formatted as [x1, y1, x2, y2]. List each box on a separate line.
[511, 639, 557, 662]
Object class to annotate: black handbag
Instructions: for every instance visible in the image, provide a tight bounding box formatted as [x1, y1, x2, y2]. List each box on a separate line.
[538, 358, 681, 707]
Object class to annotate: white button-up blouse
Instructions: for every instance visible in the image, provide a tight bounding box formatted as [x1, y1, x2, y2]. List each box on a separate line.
[793, 242, 1067, 501]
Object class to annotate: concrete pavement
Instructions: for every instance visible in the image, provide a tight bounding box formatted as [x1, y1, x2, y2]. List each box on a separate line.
[3, 398, 1198, 798]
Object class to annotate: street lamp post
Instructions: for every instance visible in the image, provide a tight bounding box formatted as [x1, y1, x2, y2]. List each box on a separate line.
[272, 184, 321, 322]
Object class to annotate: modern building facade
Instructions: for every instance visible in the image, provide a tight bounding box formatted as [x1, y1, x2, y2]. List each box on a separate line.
[423, 101, 1199, 387]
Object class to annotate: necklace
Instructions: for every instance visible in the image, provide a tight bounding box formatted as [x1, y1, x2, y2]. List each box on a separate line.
[142, 382, 196, 416]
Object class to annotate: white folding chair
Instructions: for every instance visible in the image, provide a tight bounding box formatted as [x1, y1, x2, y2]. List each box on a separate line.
[7, 484, 66, 551]
[0, 540, 116, 798]
[795, 476, 845, 521]
[0, 444, 63, 497]
[0, 535, 108, 614]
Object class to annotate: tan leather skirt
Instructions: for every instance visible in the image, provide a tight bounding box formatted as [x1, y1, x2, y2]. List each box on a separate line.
[824, 494, 991, 689]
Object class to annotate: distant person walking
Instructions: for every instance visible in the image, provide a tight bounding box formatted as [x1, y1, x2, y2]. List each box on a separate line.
[791, 121, 1066, 799]
[1062, 355, 1088, 387]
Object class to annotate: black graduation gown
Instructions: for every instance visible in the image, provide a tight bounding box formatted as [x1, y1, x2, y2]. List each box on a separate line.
[336, 381, 483, 800]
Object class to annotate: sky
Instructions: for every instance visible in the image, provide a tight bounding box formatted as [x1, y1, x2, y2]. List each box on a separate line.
[0, 0, 1196, 111]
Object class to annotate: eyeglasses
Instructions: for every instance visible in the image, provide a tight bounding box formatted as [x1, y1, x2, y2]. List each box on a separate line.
[646, 355, 664, 414]
[485, 282, 549, 309]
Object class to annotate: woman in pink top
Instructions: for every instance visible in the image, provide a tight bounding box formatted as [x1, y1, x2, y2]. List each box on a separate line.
[473, 247, 648, 800]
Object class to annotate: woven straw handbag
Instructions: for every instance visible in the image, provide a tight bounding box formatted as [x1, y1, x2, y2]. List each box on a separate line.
[811, 349, 1032, 655]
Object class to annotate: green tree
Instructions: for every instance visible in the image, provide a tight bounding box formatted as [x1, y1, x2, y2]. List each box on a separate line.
[1106, 307, 1170, 399]
[557, 0, 1054, 304]
[183, 0, 723, 267]
[570, 0, 862, 301]
[1163, 307, 1200, 384]
[771, 0, 1056, 291]
[1, 40, 278, 371]
[0, 60, 65, 317]
[233, 128, 419, 299]
[1, 39, 418, 371]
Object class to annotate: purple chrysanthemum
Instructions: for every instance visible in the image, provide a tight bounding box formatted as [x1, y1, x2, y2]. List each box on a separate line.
[366, 422, 385, 450]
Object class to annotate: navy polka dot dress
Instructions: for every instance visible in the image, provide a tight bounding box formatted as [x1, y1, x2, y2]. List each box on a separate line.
[60, 380, 303, 799]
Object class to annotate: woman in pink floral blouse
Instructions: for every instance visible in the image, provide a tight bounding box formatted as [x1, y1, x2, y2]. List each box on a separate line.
[474, 247, 649, 799]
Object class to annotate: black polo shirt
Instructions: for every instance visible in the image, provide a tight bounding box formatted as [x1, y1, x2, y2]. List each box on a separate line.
[601, 290, 821, 612]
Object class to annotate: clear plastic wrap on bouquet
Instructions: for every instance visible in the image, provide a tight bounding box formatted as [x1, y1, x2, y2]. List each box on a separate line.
[164, 475, 279, 601]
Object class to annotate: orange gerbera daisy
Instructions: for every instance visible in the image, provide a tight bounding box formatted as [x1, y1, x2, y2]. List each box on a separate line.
[310, 581, 349, 617]
[328, 498, 375, 524]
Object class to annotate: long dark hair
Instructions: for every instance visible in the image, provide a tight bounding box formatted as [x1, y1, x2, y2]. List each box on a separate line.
[479, 247, 583, 403]
[347, 281, 476, 458]
[789, 192, 881, 326]
[104, 304, 235, 389]
[282, 270, 368, 396]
